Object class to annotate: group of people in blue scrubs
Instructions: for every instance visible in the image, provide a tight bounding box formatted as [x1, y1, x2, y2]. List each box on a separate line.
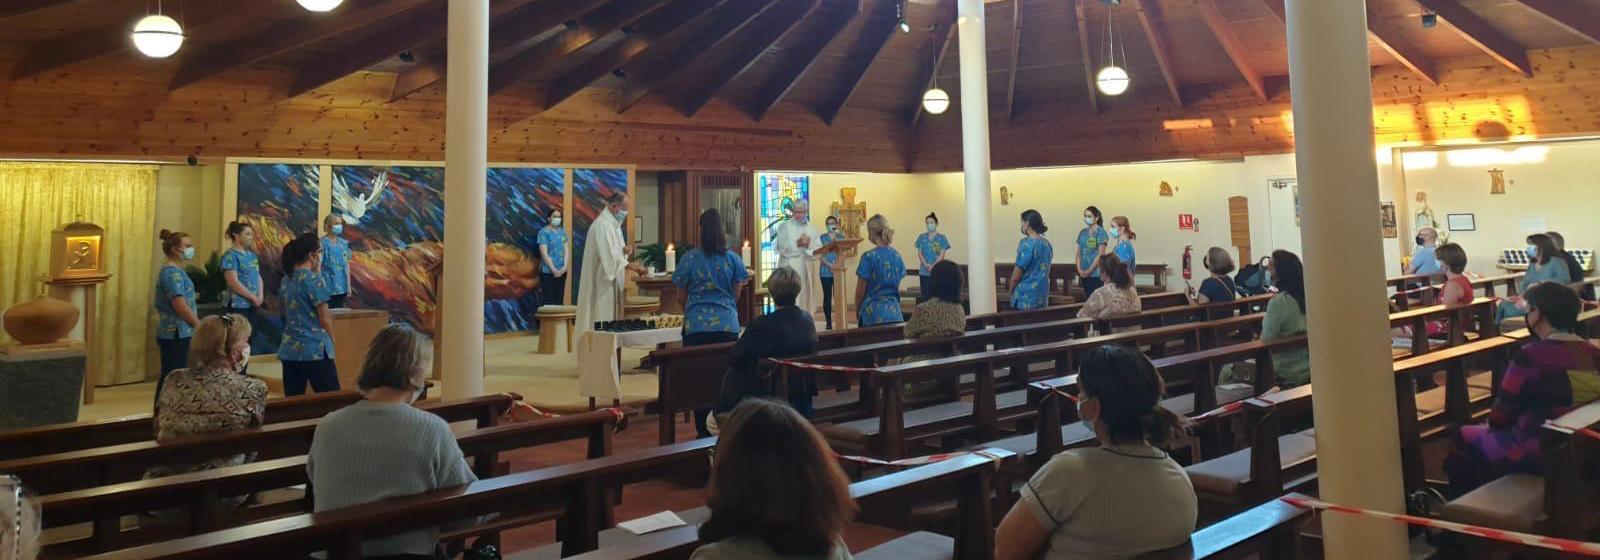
[154, 216, 354, 401]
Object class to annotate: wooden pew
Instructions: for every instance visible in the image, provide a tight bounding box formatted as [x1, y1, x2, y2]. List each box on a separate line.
[1135, 493, 1312, 560]
[37, 409, 622, 558]
[651, 292, 1193, 444]
[0, 394, 515, 495]
[563, 449, 1011, 560]
[1185, 385, 1318, 518]
[0, 391, 370, 461]
[1433, 401, 1600, 550]
[1391, 335, 1515, 496]
[1386, 298, 1496, 356]
[818, 313, 1271, 460]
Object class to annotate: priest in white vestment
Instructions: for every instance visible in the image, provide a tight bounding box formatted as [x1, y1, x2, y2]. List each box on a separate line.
[576, 192, 643, 333]
[773, 200, 819, 320]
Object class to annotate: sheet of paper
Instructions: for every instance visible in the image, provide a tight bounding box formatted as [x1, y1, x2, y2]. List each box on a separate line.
[618, 511, 688, 535]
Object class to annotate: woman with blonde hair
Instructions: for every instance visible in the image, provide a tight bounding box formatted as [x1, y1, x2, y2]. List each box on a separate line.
[695, 399, 857, 560]
[153, 229, 200, 401]
[309, 323, 478, 558]
[144, 314, 267, 489]
[855, 214, 906, 327]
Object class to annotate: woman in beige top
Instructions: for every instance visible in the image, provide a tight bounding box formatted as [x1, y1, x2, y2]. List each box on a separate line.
[1078, 253, 1141, 320]
[143, 314, 267, 503]
[693, 399, 857, 560]
[995, 345, 1197, 559]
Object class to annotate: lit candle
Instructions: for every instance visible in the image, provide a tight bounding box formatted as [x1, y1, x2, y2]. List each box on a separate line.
[665, 244, 676, 274]
[741, 241, 752, 265]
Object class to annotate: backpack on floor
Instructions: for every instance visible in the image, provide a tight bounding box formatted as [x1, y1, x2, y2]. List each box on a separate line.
[1235, 257, 1272, 296]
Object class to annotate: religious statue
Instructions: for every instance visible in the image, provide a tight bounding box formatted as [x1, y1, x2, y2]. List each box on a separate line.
[1488, 169, 1507, 195]
[1413, 191, 1446, 244]
[829, 188, 868, 257]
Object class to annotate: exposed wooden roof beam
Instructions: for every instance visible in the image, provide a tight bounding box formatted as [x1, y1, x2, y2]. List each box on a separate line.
[1414, 0, 1532, 76]
[1367, 15, 1439, 85]
[741, 0, 861, 122]
[542, 0, 725, 111]
[1258, 0, 1438, 86]
[391, 0, 613, 101]
[817, 0, 897, 125]
[1196, 0, 1267, 100]
[664, 0, 822, 117]
[169, 0, 431, 91]
[908, 2, 956, 127]
[485, 0, 670, 97]
[287, 0, 452, 98]
[1072, 0, 1099, 114]
[1004, 0, 1023, 121]
[1508, 0, 1600, 44]
[12, 1, 291, 80]
[1127, 0, 1182, 106]
[615, 0, 774, 113]
[0, 0, 94, 19]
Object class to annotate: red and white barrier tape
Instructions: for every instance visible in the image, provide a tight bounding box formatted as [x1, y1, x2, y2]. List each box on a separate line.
[769, 358, 882, 375]
[1280, 496, 1600, 556]
[1544, 421, 1600, 442]
[502, 402, 628, 432]
[1191, 387, 1280, 422]
[838, 448, 1009, 468]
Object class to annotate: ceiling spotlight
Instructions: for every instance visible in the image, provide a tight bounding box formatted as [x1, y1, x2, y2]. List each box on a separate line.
[621, 25, 636, 35]
[896, 0, 910, 34]
[296, 0, 344, 12]
[1096, 66, 1130, 96]
[564, 20, 580, 30]
[398, 50, 416, 63]
[1420, 12, 1438, 28]
[899, 19, 911, 33]
[922, 87, 950, 115]
[611, 69, 627, 78]
[131, 13, 184, 58]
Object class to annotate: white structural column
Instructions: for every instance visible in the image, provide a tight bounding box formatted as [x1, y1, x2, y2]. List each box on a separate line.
[1286, 0, 1408, 557]
[956, 0, 996, 315]
[441, 0, 489, 399]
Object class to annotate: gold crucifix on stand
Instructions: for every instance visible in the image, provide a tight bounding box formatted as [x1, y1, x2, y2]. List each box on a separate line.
[830, 188, 867, 259]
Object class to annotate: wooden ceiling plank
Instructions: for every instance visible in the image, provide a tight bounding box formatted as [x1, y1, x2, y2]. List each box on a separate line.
[11, 0, 285, 80]
[909, 2, 956, 127]
[169, 0, 433, 91]
[1258, 0, 1286, 23]
[817, 0, 898, 126]
[1072, 0, 1099, 114]
[1508, 0, 1600, 44]
[0, 0, 94, 19]
[486, 0, 671, 97]
[1004, 0, 1023, 121]
[1196, 0, 1267, 100]
[1367, 17, 1439, 85]
[1413, 0, 1532, 76]
[1128, 0, 1182, 106]
[743, 0, 862, 122]
[615, 0, 775, 113]
[542, 0, 725, 111]
[391, 0, 611, 100]
[287, 0, 451, 99]
[665, 0, 823, 118]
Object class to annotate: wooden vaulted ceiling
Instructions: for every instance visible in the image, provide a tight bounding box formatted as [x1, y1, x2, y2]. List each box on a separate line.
[0, 0, 1597, 160]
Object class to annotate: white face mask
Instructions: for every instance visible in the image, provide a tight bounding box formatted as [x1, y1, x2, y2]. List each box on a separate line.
[552, 217, 563, 228]
[181, 246, 196, 260]
[236, 345, 252, 373]
[1077, 397, 1097, 436]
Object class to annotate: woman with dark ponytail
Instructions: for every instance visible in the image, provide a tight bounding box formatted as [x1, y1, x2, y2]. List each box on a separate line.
[278, 232, 339, 395]
[995, 344, 1196, 560]
[220, 221, 263, 345]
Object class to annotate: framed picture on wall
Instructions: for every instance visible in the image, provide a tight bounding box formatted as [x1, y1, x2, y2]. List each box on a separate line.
[1447, 213, 1476, 232]
[1379, 202, 1397, 238]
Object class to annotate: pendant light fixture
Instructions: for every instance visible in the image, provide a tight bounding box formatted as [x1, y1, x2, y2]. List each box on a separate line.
[1095, 1, 1131, 96]
[896, 0, 911, 33]
[297, 0, 345, 12]
[131, 0, 185, 59]
[920, 27, 949, 115]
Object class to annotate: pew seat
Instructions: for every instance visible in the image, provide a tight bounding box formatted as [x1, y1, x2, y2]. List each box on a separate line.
[823, 390, 1028, 448]
[982, 386, 1258, 460]
[855, 531, 953, 560]
[1413, 378, 1492, 418]
[1436, 474, 1544, 533]
[1186, 430, 1317, 497]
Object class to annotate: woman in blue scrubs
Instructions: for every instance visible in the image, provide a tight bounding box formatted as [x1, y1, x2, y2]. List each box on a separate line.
[674, 208, 749, 437]
[856, 214, 906, 327]
[279, 232, 339, 396]
[1075, 206, 1108, 297]
[1010, 210, 1054, 310]
[153, 229, 200, 402]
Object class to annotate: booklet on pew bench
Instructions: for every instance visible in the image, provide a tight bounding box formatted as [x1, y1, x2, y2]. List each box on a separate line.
[618, 511, 688, 535]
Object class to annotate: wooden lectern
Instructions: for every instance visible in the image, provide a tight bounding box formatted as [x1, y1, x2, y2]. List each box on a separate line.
[814, 238, 863, 330]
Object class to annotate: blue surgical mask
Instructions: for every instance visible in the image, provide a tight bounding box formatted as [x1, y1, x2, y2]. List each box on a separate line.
[1084, 216, 1095, 226]
[552, 217, 563, 228]
[828, 224, 838, 232]
[181, 247, 196, 260]
[331, 224, 344, 236]
[1527, 245, 1538, 259]
[926, 222, 937, 233]
[615, 208, 628, 221]
[1110, 227, 1121, 238]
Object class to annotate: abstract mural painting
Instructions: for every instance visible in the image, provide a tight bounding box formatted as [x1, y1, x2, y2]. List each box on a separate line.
[236, 163, 320, 354]
[570, 168, 629, 306]
[332, 165, 445, 334]
[485, 167, 564, 333]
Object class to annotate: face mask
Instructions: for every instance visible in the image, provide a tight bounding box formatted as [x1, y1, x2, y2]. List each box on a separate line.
[615, 208, 628, 221]
[1527, 309, 1542, 340]
[1020, 223, 1029, 236]
[828, 224, 838, 232]
[409, 386, 424, 404]
[797, 215, 809, 225]
[1077, 398, 1097, 436]
[182, 247, 196, 260]
[1526, 245, 1538, 259]
[1415, 235, 1425, 246]
[551, 217, 563, 228]
[331, 224, 344, 236]
[926, 222, 937, 233]
[236, 346, 252, 373]
[1110, 227, 1121, 238]
[1084, 216, 1095, 226]
[1264, 269, 1274, 286]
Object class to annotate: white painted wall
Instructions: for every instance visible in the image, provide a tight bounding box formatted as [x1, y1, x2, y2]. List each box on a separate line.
[634, 171, 660, 245]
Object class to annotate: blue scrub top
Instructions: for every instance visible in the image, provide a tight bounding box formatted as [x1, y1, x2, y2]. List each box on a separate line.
[856, 246, 906, 326]
[673, 249, 748, 335]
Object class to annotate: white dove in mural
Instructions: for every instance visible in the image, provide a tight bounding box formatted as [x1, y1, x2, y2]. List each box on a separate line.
[333, 170, 390, 224]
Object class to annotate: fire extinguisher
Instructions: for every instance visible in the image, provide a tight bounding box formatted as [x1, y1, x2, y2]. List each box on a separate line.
[1182, 245, 1196, 299]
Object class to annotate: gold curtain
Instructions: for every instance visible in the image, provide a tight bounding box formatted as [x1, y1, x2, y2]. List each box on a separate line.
[0, 162, 158, 386]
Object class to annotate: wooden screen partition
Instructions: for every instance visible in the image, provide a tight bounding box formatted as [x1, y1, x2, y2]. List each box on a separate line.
[658, 171, 755, 254]
[1228, 196, 1251, 264]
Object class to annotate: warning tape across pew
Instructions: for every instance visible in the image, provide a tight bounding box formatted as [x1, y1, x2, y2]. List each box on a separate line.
[1281, 496, 1600, 556]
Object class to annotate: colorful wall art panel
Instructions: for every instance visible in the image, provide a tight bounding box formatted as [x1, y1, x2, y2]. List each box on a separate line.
[485, 167, 564, 333]
[236, 163, 321, 354]
[332, 165, 445, 334]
